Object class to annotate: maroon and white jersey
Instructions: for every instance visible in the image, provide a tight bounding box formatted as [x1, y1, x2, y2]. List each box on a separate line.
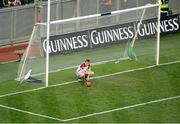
[76, 63, 91, 73]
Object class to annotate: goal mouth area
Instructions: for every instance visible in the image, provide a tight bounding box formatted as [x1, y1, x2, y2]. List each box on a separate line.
[16, 3, 160, 86]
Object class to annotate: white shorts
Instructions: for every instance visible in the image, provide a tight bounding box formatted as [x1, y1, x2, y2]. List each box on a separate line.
[76, 69, 84, 77]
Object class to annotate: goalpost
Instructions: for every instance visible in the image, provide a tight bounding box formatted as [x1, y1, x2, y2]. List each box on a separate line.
[45, 0, 51, 87]
[16, 0, 161, 87]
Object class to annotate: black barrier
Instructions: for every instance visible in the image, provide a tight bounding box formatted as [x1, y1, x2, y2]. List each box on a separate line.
[160, 14, 180, 34]
[42, 14, 180, 55]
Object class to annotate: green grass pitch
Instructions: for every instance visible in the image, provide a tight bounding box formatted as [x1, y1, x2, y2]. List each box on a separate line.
[0, 33, 179, 123]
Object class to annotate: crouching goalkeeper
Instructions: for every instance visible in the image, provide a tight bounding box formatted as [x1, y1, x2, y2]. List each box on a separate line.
[76, 59, 94, 81]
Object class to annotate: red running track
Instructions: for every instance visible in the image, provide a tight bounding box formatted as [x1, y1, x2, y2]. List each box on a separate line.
[0, 44, 27, 63]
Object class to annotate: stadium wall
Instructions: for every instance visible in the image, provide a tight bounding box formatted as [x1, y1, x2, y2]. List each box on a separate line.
[0, 0, 179, 46]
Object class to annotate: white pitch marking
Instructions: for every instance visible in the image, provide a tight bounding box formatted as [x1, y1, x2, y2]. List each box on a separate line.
[0, 104, 63, 122]
[0, 60, 180, 98]
[0, 87, 46, 98]
[0, 80, 77, 98]
[0, 95, 180, 122]
[63, 95, 180, 122]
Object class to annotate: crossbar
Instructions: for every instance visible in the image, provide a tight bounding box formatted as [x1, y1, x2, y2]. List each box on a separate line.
[36, 4, 159, 26]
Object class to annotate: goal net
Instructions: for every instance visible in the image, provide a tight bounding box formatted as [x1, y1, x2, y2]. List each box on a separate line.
[16, 3, 160, 86]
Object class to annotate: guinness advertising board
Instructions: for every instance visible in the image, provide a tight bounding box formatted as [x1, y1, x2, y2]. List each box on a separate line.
[42, 14, 180, 55]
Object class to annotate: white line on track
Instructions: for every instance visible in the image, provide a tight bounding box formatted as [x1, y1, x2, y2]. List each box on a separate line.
[0, 60, 180, 99]
[0, 95, 180, 122]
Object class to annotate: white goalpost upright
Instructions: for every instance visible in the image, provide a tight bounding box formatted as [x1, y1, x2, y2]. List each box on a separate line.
[17, 1, 161, 87]
[156, 0, 161, 65]
[45, 0, 51, 87]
